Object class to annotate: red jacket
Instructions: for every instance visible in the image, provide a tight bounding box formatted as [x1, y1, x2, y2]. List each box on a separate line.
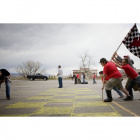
[77, 74, 79, 78]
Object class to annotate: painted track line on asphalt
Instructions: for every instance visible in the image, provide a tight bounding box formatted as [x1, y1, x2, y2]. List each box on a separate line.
[112, 101, 139, 117]
[92, 88, 139, 117]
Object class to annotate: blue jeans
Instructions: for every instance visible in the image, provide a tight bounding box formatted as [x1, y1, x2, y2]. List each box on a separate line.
[93, 78, 96, 84]
[83, 78, 85, 82]
[113, 86, 123, 96]
[105, 86, 123, 98]
[0, 79, 10, 97]
[58, 77, 63, 88]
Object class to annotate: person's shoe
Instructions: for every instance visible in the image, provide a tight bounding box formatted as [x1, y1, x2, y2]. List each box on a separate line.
[103, 98, 112, 102]
[123, 96, 133, 101]
[7, 97, 10, 100]
[119, 95, 124, 98]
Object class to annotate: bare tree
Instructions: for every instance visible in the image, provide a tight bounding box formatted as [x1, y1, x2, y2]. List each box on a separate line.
[16, 65, 27, 78]
[32, 61, 42, 75]
[79, 51, 95, 78]
[16, 60, 46, 78]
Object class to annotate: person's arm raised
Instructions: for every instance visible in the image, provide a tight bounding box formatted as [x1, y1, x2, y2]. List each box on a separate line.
[114, 62, 122, 69]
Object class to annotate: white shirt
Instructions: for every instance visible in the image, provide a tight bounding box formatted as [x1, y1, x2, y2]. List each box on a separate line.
[58, 68, 63, 77]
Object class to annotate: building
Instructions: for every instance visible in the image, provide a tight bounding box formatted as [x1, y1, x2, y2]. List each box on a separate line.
[73, 68, 97, 79]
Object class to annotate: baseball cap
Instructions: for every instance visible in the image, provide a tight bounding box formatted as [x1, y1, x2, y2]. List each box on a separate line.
[99, 58, 107, 63]
[124, 55, 130, 59]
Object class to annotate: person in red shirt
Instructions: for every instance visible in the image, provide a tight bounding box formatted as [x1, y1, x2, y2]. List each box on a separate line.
[77, 74, 80, 84]
[112, 52, 138, 92]
[100, 58, 131, 102]
[93, 73, 96, 84]
[112, 58, 140, 99]
[77, 74, 79, 78]
[99, 71, 124, 98]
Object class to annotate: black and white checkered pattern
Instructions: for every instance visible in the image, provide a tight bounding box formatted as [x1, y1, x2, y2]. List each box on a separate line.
[123, 24, 140, 58]
[127, 46, 140, 58]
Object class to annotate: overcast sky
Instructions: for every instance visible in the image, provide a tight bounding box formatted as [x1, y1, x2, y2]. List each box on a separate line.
[0, 23, 140, 76]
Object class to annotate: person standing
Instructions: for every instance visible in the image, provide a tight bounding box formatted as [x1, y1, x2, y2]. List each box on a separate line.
[83, 72, 85, 82]
[74, 74, 77, 84]
[0, 69, 11, 100]
[77, 73, 80, 84]
[57, 65, 63, 88]
[81, 73, 83, 83]
[93, 73, 96, 84]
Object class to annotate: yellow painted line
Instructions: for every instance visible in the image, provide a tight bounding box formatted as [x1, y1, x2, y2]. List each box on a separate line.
[112, 101, 139, 117]
[71, 90, 77, 117]
[45, 90, 60, 92]
[76, 92, 97, 94]
[115, 100, 140, 104]
[93, 88, 139, 117]
[76, 88, 91, 90]
[56, 94, 75, 97]
[61, 89, 77, 90]
[27, 96, 53, 100]
[87, 87, 122, 116]
[60, 91, 76, 92]
[65, 89, 77, 90]
[72, 112, 121, 117]
[45, 91, 76, 93]
[50, 99, 74, 102]
[77, 90, 93, 91]
[31, 107, 72, 115]
[76, 95, 101, 99]
[58, 91, 76, 93]
[6, 102, 47, 108]
[74, 101, 109, 107]
[46, 89, 63, 91]
[39, 93, 57, 95]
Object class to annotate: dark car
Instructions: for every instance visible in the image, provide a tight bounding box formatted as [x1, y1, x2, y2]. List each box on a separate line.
[27, 73, 49, 81]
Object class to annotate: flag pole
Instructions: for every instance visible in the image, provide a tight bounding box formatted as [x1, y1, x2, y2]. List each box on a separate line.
[110, 42, 123, 61]
[102, 89, 103, 101]
[115, 42, 123, 53]
[101, 77, 105, 101]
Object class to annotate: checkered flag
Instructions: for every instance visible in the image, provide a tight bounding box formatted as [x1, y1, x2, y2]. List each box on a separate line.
[122, 24, 140, 58]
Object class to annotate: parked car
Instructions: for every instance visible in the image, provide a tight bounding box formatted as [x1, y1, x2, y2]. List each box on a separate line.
[27, 73, 49, 81]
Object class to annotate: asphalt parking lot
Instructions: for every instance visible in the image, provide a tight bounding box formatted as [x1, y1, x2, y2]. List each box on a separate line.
[0, 79, 140, 117]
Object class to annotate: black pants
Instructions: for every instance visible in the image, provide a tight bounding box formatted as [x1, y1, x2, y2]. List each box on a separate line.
[75, 78, 77, 84]
[127, 76, 140, 98]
